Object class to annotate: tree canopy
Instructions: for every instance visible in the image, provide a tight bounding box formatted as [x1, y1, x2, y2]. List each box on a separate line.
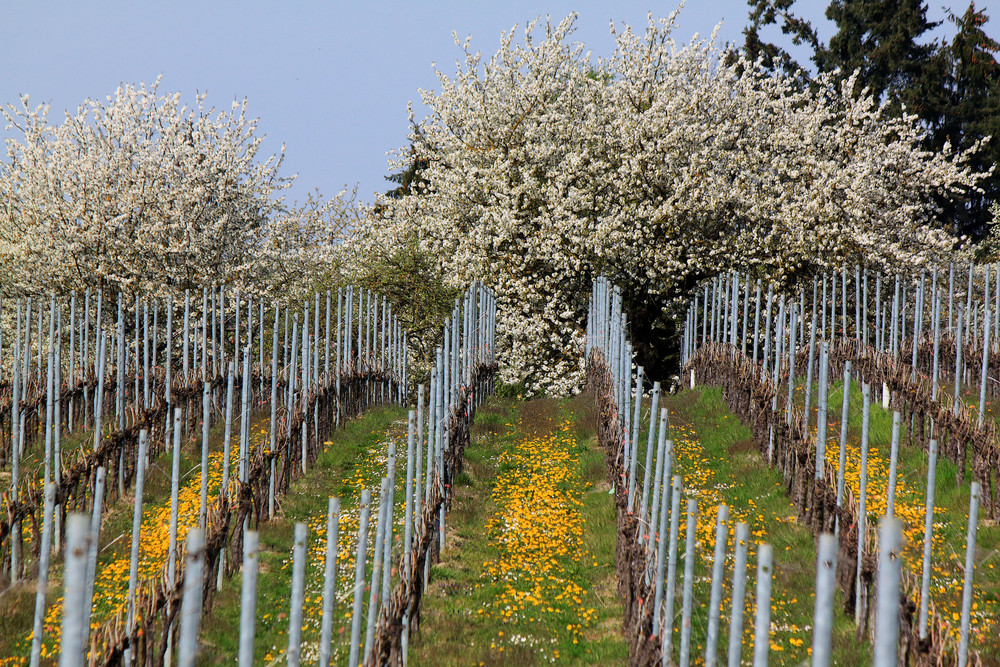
[0, 78, 350, 301]
[352, 13, 983, 394]
[744, 0, 999, 238]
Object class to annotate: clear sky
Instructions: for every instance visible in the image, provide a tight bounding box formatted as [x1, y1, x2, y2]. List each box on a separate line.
[1, 0, 962, 206]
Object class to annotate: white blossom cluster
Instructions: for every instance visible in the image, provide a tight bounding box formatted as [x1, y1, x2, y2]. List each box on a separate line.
[354, 12, 983, 396]
[0, 78, 350, 300]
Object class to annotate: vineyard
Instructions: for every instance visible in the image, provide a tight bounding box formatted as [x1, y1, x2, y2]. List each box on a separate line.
[0, 285, 497, 666]
[0, 265, 996, 666]
[1, 4, 999, 665]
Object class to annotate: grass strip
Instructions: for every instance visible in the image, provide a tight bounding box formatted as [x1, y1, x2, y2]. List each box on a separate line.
[408, 394, 625, 666]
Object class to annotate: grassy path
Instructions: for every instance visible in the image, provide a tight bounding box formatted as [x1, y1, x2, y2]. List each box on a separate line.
[819, 381, 1000, 658]
[199, 405, 409, 664]
[658, 387, 868, 666]
[0, 407, 272, 664]
[408, 395, 625, 665]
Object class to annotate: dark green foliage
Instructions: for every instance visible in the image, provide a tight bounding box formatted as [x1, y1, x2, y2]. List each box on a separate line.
[741, 0, 999, 240]
[939, 4, 1000, 239]
[353, 236, 460, 378]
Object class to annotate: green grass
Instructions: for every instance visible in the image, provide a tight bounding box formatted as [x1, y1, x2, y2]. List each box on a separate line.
[407, 394, 626, 666]
[198, 404, 409, 664]
[657, 387, 870, 666]
[821, 379, 1000, 659]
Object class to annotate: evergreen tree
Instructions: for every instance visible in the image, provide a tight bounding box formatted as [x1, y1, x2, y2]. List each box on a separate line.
[742, 0, 819, 78]
[741, 0, 999, 239]
[941, 3, 1000, 237]
[822, 0, 943, 117]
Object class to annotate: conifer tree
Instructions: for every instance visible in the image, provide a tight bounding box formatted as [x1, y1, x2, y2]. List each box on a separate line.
[741, 0, 999, 238]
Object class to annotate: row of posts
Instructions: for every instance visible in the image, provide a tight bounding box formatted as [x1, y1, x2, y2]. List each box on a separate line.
[3, 284, 408, 585]
[39, 282, 496, 666]
[681, 270, 983, 666]
[14, 283, 410, 666]
[683, 266, 1000, 425]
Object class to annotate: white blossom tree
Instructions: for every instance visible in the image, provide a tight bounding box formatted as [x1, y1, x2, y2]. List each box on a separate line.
[0, 78, 348, 301]
[356, 12, 984, 395]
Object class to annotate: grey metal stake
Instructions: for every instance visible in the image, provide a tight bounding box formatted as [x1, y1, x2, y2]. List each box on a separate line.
[199, 380, 210, 530]
[994, 264, 999, 351]
[628, 366, 645, 508]
[957, 483, 981, 667]
[742, 278, 750, 356]
[287, 522, 308, 667]
[81, 466, 106, 656]
[59, 513, 90, 667]
[811, 533, 838, 667]
[652, 460, 673, 632]
[639, 382, 661, 531]
[875, 274, 882, 351]
[183, 289, 191, 381]
[769, 298, 786, 461]
[785, 307, 797, 425]
[678, 499, 698, 667]
[29, 483, 56, 667]
[815, 342, 829, 478]
[862, 269, 869, 346]
[404, 411, 416, 576]
[269, 308, 279, 518]
[44, 334, 55, 489]
[804, 280, 818, 423]
[966, 264, 975, 341]
[703, 285, 710, 348]
[382, 443, 398, 602]
[221, 362, 236, 502]
[726, 522, 750, 667]
[662, 475, 683, 663]
[832, 272, 839, 341]
[912, 273, 924, 377]
[842, 266, 849, 340]
[949, 263, 955, 333]
[349, 489, 372, 667]
[752, 544, 774, 667]
[646, 412, 670, 561]
[365, 478, 390, 660]
[382, 446, 399, 609]
[954, 309, 964, 413]
[837, 362, 852, 523]
[822, 274, 828, 342]
[918, 439, 938, 639]
[143, 298, 150, 408]
[125, 432, 148, 667]
[164, 303, 173, 453]
[763, 285, 774, 368]
[873, 518, 902, 667]
[424, 370, 437, 510]
[855, 384, 871, 626]
[238, 530, 260, 667]
[415, 385, 425, 521]
[319, 498, 341, 667]
[731, 273, 740, 345]
[887, 411, 901, 518]
[979, 308, 991, 427]
[932, 290, 942, 400]
[178, 527, 206, 667]
[10, 304, 20, 584]
[891, 276, 900, 356]
[705, 504, 729, 667]
[168, 408, 182, 588]
[752, 279, 762, 365]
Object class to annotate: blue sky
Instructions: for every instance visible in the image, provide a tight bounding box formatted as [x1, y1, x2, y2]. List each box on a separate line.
[1, 1, 963, 206]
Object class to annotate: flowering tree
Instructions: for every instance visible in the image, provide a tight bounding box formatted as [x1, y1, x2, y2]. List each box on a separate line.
[357, 12, 984, 395]
[0, 78, 347, 301]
